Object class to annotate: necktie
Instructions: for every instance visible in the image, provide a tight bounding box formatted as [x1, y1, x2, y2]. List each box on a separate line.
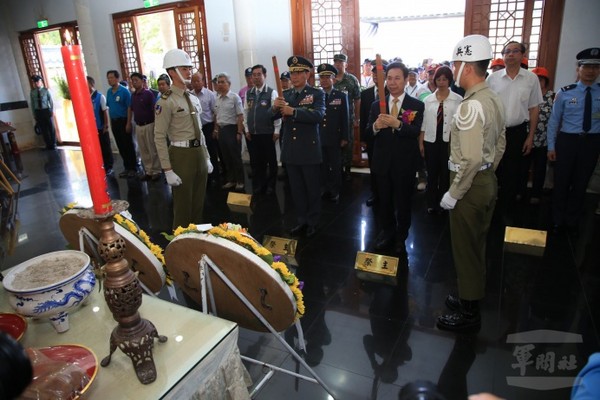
[437, 102, 444, 127]
[183, 91, 203, 142]
[583, 87, 591, 133]
[391, 98, 399, 117]
[38, 89, 43, 109]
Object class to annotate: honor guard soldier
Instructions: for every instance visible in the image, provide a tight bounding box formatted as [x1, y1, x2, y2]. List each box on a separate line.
[438, 35, 506, 332]
[547, 47, 600, 234]
[272, 56, 326, 238]
[154, 49, 213, 229]
[317, 63, 349, 203]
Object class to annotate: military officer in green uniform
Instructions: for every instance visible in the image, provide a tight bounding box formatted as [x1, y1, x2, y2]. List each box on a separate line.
[154, 49, 213, 229]
[437, 35, 506, 332]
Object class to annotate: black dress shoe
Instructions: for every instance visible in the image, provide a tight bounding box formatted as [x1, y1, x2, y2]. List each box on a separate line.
[374, 232, 393, 251]
[265, 187, 275, 195]
[444, 294, 461, 311]
[437, 310, 481, 332]
[321, 191, 330, 199]
[328, 193, 339, 203]
[290, 224, 307, 236]
[306, 225, 317, 238]
[366, 196, 376, 207]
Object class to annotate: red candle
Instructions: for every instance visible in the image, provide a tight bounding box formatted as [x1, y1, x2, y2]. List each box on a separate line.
[61, 44, 112, 215]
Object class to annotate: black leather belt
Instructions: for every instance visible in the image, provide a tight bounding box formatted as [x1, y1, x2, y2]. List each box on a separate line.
[136, 121, 154, 126]
[506, 121, 528, 131]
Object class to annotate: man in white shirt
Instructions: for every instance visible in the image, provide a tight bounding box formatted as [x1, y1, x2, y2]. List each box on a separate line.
[191, 72, 219, 186]
[487, 41, 543, 219]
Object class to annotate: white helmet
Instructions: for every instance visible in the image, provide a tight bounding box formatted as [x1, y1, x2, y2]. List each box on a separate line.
[451, 34, 493, 62]
[451, 35, 492, 88]
[163, 49, 193, 70]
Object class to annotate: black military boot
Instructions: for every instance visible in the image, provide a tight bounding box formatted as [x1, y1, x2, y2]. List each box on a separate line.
[437, 299, 481, 332]
[444, 294, 461, 311]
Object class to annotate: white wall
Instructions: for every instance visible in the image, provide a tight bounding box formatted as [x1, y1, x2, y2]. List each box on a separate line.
[554, 0, 600, 88]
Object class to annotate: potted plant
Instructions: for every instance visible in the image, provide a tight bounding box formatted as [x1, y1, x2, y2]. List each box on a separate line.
[53, 76, 71, 100]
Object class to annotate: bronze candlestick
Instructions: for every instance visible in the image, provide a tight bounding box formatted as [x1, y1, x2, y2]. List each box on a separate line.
[79, 200, 167, 384]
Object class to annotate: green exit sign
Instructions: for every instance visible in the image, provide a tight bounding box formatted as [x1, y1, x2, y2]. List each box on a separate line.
[143, 0, 159, 7]
[37, 20, 49, 28]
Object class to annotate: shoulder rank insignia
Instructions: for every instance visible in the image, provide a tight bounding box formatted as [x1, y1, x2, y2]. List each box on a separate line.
[560, 84, 577, 92]
[160, 90, 172, 100]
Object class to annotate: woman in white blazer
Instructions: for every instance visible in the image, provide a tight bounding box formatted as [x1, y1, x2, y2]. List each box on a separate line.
[419, 66, 463, 213]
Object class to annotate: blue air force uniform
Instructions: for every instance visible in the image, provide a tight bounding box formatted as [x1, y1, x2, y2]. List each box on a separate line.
[273, 56, 326, 231]
[547, 47, 600, 229]
[318, 63, 350, 199]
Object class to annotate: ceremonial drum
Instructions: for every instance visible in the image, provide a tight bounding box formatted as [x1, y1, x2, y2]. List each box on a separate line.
[59, 209, 166, 293]
[165, 232, 297, 332]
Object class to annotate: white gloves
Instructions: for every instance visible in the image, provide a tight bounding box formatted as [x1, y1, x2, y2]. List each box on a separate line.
[206, 159, 214, 174]
[440, 192, 458, 210]
[165, 170, 182, 186]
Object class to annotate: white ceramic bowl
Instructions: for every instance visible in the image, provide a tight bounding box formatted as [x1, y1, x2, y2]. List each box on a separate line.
[2, 250, 96, 333]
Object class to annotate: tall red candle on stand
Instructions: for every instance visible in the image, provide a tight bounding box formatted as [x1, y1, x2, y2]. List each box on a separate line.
[61, 38, 112, 215]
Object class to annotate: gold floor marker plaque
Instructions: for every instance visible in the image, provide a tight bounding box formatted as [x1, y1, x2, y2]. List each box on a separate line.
[227, 192, 253, 214]
[263, 235, 298, 266]
[504, 226, 547, 257]
[354, 251, 399, 285]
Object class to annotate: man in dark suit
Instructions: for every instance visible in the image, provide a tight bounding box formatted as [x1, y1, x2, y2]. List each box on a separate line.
[317, 63, 349, 203]
[368, 62, 425, 255]
[360, 59, 388, 207]
[272, 56, 326, 238]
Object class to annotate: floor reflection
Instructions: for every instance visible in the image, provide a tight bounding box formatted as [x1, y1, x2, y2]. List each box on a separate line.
[2, 148, 599, 400]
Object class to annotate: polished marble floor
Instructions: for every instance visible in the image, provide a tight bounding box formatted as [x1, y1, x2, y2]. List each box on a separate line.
[2, 147, 599, 400]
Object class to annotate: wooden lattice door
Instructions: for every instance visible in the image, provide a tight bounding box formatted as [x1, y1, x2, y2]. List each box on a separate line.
[465, 0, 564, 82]
[113, 16, 143, 80]
[174, 5, 212, 88]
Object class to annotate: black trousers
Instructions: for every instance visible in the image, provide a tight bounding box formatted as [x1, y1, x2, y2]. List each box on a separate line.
[35, 109, 56, 149]
[497, 122, 530, 207]
[375, 168, 415, 242]
[218, 124, 244, 184]
[424, 139, 449, 210]
[365, 135, 377, 197]
[111, 117, 138, 171]
[321, 145, 342, 196]
[97, 129, 114, 170]
[552, 133, 600, 227]
[247, 134, 277, 192]
[202, 122, 220, 180]
[287, 163, 321, 226]
[529, 146, 547, 199]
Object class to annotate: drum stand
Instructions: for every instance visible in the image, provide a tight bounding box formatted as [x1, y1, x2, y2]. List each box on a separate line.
[198, 254, 337, 399]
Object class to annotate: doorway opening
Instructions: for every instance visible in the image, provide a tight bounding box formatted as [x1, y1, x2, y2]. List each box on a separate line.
[36, 29, 80, 144]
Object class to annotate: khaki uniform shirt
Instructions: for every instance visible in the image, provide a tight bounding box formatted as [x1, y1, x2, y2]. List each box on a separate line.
[448, 81, 506, 200]
[154, 85, 208, 170]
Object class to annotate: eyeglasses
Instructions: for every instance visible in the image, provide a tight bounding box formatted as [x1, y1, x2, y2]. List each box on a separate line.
[502, 49, 522, 55]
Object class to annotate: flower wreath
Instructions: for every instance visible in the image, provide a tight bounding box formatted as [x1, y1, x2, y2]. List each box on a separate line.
[167, 223, 305, 319]
[60, 203, 173, 286]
